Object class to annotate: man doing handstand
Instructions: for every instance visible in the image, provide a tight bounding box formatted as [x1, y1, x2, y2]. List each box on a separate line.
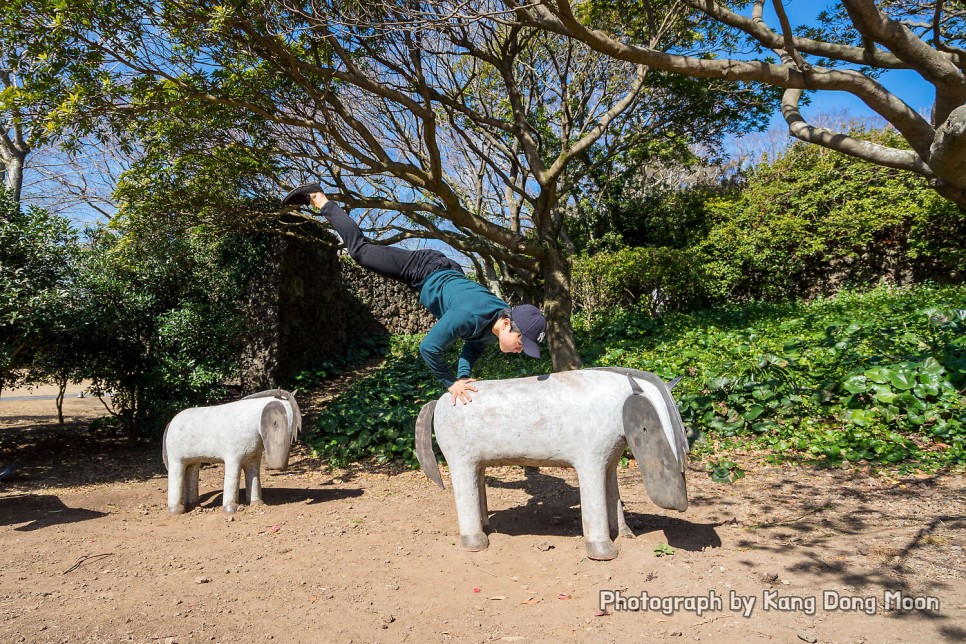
[283, 182, 547, 405]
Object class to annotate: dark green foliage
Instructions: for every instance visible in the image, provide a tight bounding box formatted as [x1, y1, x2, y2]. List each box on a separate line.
[310, 283, 965, 471]
[696, 133, 966, 301]
[75, 221, 268, 439]
[571, 246, 708, 318]
[705, 459, 745, 484]
[0, 189, 80, 393]
[311, 336, 442, 468]
[286, 337, 391, 391]
[567, 178, 720, 256]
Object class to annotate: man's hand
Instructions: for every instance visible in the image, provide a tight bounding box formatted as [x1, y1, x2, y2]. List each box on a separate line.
[448, 378, 478, 405]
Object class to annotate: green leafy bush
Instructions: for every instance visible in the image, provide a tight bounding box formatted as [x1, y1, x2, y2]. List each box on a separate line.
[310, 336, 441, 467]
[0, 189, 81, 393]
[75, 223, 268, 438]
[587, 284, 966, 470]
[571, 246, 708, 321]
[310, 283, 964, 471]
[695, 130, 965, 301]
[286, 337, 391, 391]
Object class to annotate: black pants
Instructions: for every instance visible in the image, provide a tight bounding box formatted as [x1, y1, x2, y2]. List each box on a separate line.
[320, 202, 463, 290]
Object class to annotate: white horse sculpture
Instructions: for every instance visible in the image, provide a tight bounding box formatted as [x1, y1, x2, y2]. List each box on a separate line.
[163, 389, 301, 514]
[416, 367, 689, 560]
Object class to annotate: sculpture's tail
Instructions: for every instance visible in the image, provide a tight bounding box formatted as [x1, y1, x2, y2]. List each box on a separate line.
[162, 421, 171, 470]
[415, 400, 443, 489]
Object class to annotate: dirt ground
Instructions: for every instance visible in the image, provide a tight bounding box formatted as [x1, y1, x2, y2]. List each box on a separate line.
[1, 381, 964, 643]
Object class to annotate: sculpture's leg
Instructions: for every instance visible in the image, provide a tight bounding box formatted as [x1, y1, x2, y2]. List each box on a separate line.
[607, 460, 634, 539]
[223, 459, 242, 514]
[245, 460, 263, 506]
[186, 464, 200, 508]
[167, 460, 186, 514]
[478, 466, 489, 530]
[450, 463, 488, 551]
[576, 464, 619, 560]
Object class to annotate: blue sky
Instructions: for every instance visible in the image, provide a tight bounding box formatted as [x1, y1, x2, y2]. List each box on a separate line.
[764, 2, 933, 126]
[720, 2, 934, 163]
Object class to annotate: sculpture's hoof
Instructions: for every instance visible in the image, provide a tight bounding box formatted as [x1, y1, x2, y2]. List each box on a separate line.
[586, 540, 619, 561]
[461, 533, 489, 551]
[618, 523, 636, 539]
[224, 504, 238, 515]
[168, 504, 186, 515]
[249, 499, 265, 506]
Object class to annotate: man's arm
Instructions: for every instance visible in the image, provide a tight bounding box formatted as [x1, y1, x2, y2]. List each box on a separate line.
[419, 313, 479, 405]
[419, 315, 461, 387]
[457, 339, 489, 380]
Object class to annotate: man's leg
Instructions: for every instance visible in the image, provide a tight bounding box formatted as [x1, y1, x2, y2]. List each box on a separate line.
[320, 201, 418, 283]
[320, 201, 463, 288]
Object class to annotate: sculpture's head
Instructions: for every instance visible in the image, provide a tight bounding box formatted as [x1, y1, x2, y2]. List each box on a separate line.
[260, 401, 295, 470]
[610, 369, 690, 512]
[242, 389, 302, 470]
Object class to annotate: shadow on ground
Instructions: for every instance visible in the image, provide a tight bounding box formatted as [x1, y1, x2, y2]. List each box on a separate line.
[484, 468, 724, 551]
[0, 493, 107, 531]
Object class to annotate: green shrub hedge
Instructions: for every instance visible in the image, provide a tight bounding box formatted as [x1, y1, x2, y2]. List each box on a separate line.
[694, 134, 965, 300]
[570, 246, 707, 320]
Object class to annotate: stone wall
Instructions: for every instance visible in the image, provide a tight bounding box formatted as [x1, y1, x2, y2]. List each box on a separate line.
[240, 225, 348, 392]
[340, 258, 435, 337]
[240, 227, 434, 392]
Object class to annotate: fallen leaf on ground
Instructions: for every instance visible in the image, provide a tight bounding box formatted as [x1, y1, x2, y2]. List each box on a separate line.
[489, 596, 507, 601]
[558, 594, 572, 600]
[521, 597, 540, 605]
[593, 609, 609, 617]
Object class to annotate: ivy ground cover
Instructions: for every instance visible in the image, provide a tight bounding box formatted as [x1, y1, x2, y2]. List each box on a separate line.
[309, 284, 965, 472]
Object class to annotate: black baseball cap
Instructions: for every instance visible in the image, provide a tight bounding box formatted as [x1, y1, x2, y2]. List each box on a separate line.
[511, 304, 547, 358]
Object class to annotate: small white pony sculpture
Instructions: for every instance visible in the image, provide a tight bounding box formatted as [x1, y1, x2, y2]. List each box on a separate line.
[416, 368, 688, 560]
[163, 389, 301, 514]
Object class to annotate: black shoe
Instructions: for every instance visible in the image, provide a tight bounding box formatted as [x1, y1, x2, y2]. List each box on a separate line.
[281, 182, 323, 206]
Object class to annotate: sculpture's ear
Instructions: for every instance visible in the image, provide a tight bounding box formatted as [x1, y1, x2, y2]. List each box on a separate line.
[260, 401, 291, 470]
[286, 392, 302, 442]
[667, 376, 683, 390]
[622, 393, 688, 512]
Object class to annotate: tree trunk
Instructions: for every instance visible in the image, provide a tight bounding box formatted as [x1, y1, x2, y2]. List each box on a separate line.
[1, 151, 24, 203]
[128, 385, 141, 443]
[55, 376, 67, 425]
[932, 180, 966, 213]
[928, 105, 966, 211]
[541, 243, 582, 372]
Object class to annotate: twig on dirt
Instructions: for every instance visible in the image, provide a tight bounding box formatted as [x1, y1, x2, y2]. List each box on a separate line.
[749, 505, 833, 529]
[63, 552, 113, 574]
[400, 609, 423, 642]
[692, 614, 730, 628]
[469, 561, 498, 577]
